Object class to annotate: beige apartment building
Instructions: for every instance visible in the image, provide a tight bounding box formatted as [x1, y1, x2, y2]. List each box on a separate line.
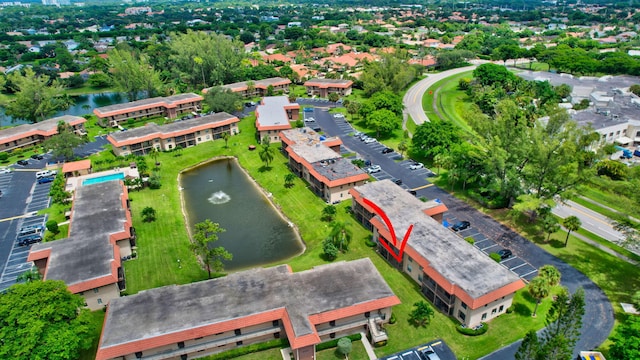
[107, 112, 240, 156]
[350, 180, 526, 327]
[28, 180, 135, 310]
[93, 93, 203, 127]
[0, 115, 86, 153]
[280, 127, 369, 203]
[203, 77, 291, 97]
[95, 259, 400, 360]
[255, 96, 300, 143]
[304, 78, 354, 98]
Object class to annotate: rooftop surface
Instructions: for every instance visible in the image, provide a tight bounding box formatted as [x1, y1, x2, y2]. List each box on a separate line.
[30, 181, 127, 286]
[222, 77, 290, 91]
[354, 180, 521, 299]
[0, 115, 85, 142]
[94, 93, 202, 114]
[290, 142, 340, 164]
[312, 157, 368, 182]
[281, 127, 341, 146]
[108, 112, 238, 143]
[256, 96, 299, 127]
[100, 258, 396, 348]
[305, 78, 353, 86]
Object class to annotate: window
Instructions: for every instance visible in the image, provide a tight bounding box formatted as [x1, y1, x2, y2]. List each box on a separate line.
[197, 138, 201, 142]
[407, 264, 412, 272]
[458, 310, 466, 321]
[135, 352, 142, 359]
[461, 302, 467, 309]
[418, 274, 423, 282]
[235, 329, 241, 336]
[408, 257, 413, 263]
[491, 308, 497, 315]
[330, 320, 336, 327]
[274, 332, 280, 339]
[236, 341, 243, 346]
[499, 305, 504, 312]
[178, 341, 185, 349]
[94, 289, 99, 294]
[330, 333, 336, 339]
[97, 298, 102, 304]
[481, 313, 487, 320]
[273, 320, 279, 327]
[365, 312, 370, 318]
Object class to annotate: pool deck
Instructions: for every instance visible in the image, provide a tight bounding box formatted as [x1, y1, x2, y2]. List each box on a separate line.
[66, 167, 140, 192]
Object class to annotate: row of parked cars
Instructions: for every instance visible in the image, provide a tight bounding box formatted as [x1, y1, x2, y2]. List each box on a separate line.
[16, 225, 44, 247]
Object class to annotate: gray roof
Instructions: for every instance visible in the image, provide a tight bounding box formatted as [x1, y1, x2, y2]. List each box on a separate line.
[256, 96, 298, 127]
[99, 258, 395, 349]
[281, 127, 341, 145]
[108, 112, 238, 143]
[290, 142, 340, 164]
[311, 157, 368, 182]
[354, 180, 521, 299]
[305, 78, 353, 85]
[31, 181, 127, 286]
[94, 93, 202, 115]
[220, 77, 290, 91]
[0, 115, 85, 142]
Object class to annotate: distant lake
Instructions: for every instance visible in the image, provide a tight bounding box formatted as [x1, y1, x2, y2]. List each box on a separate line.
[0, 92, 133, 127]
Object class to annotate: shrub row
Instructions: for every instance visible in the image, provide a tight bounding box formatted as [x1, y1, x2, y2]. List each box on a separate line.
[456, 322, 488, 336]
[315, 333, 362, 352]
[207, 338, 290, 360]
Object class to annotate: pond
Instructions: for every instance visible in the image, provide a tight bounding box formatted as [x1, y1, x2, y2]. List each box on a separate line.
[179, 157, 305, 271]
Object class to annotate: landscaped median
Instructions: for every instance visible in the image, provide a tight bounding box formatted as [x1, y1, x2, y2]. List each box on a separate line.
[84, 114, 557, 360]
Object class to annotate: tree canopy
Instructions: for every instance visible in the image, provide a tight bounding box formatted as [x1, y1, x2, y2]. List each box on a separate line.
[5, 67, 70, 123]
[203, 86, 242, 114]
[41, 121, 87, 161]
[0, 280, 94, 359]
[189, 219, 232, 279]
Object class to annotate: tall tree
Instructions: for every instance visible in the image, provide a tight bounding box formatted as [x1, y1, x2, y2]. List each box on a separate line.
[259, 135, 275, 168]
[221, 132, 230, 148]
[365, 109, 400, 138]
[515, 330, 541, 360]
[204, 87, 242, 114]
[189, 219, 232, 279]
[542, 216, 561, 242]
[5, 68, 70, 123]
[40, 121, 87, 160]
[108, 47, 163, 101]
[609, 316, 640, 360]
[328, 221, 352, 252]
[562, 216, 582, 247]
[538, 265, 561, 287]
[528, 276, 550, 317]
[411, 120, 461, 160]
[409, 301, 435, 327]
[539, 287, 585, 359]
[0, 280, 93, 359]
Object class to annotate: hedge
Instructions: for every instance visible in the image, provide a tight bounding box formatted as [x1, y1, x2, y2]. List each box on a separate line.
[315, 333, 362, 351]
[456, 322, 488, 336]
[206, 338, 289, 360]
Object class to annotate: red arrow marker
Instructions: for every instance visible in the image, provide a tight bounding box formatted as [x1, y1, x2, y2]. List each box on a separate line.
[363, 198, 414, 263]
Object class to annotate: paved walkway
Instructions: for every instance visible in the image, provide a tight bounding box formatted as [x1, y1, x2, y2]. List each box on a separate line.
[360, 332, 377, 360]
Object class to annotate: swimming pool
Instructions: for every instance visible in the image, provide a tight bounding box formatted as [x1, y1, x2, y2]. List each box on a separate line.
[83, 172, 125, 186]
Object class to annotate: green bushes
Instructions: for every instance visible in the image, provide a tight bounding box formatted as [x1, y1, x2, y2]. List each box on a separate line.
[464, 237, 475, 245]
[205, 338, 290, 360]
[315, 333, 362, 351]
[489, 253, 502, 262]
[456, 322, 488, 336]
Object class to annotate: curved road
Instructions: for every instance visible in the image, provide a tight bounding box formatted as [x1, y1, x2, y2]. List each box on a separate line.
[402, 68, 614, 359]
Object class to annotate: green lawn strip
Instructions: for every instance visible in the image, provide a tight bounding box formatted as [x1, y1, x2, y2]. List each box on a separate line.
[79, 310, 106, 360]
[216, 348, 283, 360]
[421, 71, 473, 125]
[405, 115, 417, 137]
[316, 340, 368, 360]
[574, 227, 640, 263]
[578, 186, 640, 221]
[435, 72, 474, 132]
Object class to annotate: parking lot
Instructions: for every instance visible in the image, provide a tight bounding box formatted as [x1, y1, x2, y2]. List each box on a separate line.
[378, 339, 456, 360]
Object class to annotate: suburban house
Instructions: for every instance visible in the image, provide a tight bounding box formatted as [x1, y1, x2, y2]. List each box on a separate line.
[93, 93, 203, 127]
[0, 115, 86, 153]
[255, 96, 300, 143]
[28, 180, 135, 310]
[95, 258, 400, 360]
[350, 180, 526, 327]
[203, 77, 291, 98]
[106, 112, 240, 156]
[304, 78, 354, 98]
[280, 127, 369, 203]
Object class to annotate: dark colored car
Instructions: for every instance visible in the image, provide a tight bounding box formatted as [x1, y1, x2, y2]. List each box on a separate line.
[18, 234, 42, 246]
[407, 190, 417, 196]
[417, 345, 441, 360]
[497, 249, 513, 260]
[37, 176, 55, 184]
[381, 147, 393, 154]
[451, 221, 471, 231]
[392, 178, 402, 185]
[17, 159, 29, 166]
[30, 154, 44, 160]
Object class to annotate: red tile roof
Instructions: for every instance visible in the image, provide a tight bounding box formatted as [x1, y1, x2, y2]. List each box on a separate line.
[62, 159, 92, 173]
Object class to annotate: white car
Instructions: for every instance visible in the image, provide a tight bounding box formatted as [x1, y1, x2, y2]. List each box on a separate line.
[334, 113, 344, 118]
[366, 165, 381, 174]
[304, 117, 315, 123]
[0, 167, 11, 174]
[409, 162, 424, 170]
[364, 137, 377, 144]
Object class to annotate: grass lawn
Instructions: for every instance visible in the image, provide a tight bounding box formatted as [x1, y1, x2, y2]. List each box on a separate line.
[421, 71, 474, 132]
[316, 340, 368, 360]
[91, 114, 560, 360]
[79, 310, 106, 360]
[577, 185, 640, 222]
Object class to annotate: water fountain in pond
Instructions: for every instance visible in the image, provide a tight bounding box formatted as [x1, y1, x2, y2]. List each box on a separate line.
[208, 191, 231, 205]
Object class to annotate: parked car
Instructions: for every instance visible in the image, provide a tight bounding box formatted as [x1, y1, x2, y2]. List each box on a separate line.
[19, 225, 44, 235]
[409, 162, 424, 170]
[392, 178, 403, 185]
[407, 190, 417, 196]
[353, 131, 362, 137]
[30, 154, 44, 160]
[366, 165, 382, 174]
[451, 220, 471, 231]
[417, 345, 441, 360]
[382, 147, 394, 154]
[36, 170, 53, 179]
[37, 176, 55, 184]
[17, 160, 28, 166]
[18, 234, 42, 247]
[364, 137, 377, 144]
[334, 113, 344, 118]
[304, 117, 315, 122]
[497, 249, 513, 260]
[0, 167, 11, 174]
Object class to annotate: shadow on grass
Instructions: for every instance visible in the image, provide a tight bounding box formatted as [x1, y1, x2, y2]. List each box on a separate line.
[258, 165, 272, 173]
[548, 239, 566, 248]
[512, 302, 532, 317]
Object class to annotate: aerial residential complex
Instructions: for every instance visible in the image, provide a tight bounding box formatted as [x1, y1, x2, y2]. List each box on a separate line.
[0, 115, 86, 153]
[350, 180, 526, 327]
[107, 112, 240, 156]
[304, 78, 354, 98]
[28, 180, 134, 310]
[280, 127, 369, 203]
[203, 77, 292, 98]
[95, 258, 399, 360]
[93, 93, 204, 127]
[255, 96, 300, 143]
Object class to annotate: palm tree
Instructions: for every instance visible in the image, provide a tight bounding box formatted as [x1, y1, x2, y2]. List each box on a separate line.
[221, 132, 230, 148]
[284, 173, 296, 188]
[562, 216, 582, 247]
[528, 276, 550, 317]
[328, 221, 352, 252]
[259, 143, 275, 168]
[322, 205, 337, 222]
[17, 268, 41, 283]
[397, 141, 408, 158]
[538, 265, 561, 287]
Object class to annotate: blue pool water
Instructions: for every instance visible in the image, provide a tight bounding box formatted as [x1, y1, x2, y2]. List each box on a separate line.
[83, 173, 125, 186]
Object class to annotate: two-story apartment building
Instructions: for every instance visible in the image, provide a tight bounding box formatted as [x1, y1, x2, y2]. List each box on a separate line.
[0, 115, 86, 153]
[107, 112, 240, 156]
[95, 258, 400, 360]
[28, 180, 135, 310]
[280, 127, 369, 203]
[350, 180, 526, 328]
[93, 93, 203, 127]
[203, 77, 291, 98]
[255, 96, 300, 143]
[304, 78, 354, 98]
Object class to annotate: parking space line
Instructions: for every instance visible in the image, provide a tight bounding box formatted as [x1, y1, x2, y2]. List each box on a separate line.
[507, 263, 530, 271]
[410, 184, 434, 191]
[481, 243, 500, 251]
[521, 269, 538, 279]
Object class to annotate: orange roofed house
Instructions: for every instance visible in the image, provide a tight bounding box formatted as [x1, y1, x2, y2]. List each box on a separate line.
[107, 112, 240, 156]
[95, 258, 400, 360]
[0, 115, 86, 153]
[93, 93, 203, 127]
[255, 96, 300, 143]
[28, 180, 135, 310]
[204, 77, 291, 98]
[304, 78, 354, 98]
[350, 180, 526, 327]
[280, 127, 369, 203]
